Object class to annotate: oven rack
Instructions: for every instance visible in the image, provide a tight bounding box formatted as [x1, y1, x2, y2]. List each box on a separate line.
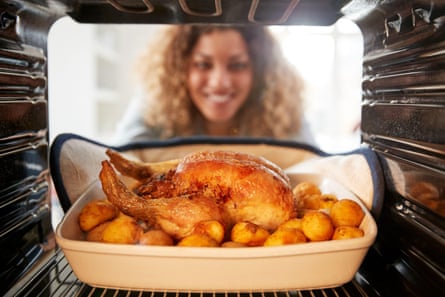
[7, 248, 374, 297]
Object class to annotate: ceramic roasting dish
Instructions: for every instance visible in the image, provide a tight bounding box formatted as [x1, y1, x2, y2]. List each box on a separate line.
[55, 172, 378, 292]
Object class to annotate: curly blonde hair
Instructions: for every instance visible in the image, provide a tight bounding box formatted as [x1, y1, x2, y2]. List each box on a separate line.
[137, 24, 304, 139]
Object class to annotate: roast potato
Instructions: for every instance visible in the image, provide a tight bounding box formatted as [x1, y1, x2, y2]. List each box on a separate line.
[263, 228, 307, 246]
[86, 221, 111, 242]
[278, 218, 303, 231]
[293, 181, 321, 200]
[330, 199, 364, 227]
[301, 194, 323, 210]
[177, 234, 219, 247]
[139, 229, 174, 246]
[300, 193, 338, 211]
[192, 220, 225, 244]
[319, 194, 338, 210]
[301, 211, 334, 241]
[221, 241, 247, 248]
[332, 226, 364, 240]
[102, 214, 143, 244]
[78, 199, 119, 232]
[231, 221, 270, 246]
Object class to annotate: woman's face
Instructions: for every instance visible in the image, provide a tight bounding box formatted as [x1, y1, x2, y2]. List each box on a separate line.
[186, 29, 254, 124]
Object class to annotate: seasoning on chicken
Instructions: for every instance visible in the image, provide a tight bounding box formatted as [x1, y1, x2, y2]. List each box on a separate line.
[99, 150, 297, 240]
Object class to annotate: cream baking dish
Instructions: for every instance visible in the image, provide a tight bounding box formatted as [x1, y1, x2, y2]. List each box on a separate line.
[55, 173, 377, 292]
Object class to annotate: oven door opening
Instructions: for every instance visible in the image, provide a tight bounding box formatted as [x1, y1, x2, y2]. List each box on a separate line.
[47, 18, 364, 154]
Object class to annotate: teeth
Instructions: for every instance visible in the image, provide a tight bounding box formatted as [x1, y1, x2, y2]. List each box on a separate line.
[208, 95, 231, 103]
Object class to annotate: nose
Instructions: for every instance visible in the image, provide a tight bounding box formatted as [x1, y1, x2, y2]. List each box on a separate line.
[208, 66, 232, 90]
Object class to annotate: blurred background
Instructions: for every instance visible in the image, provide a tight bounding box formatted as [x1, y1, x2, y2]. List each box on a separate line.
[48, 17, 363, 153]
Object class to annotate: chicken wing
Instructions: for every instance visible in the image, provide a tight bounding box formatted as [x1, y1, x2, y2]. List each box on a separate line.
[100, 160, 226, 239]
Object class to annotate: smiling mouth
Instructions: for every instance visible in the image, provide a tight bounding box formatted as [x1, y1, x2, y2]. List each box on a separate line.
[207, 95, 232, 103]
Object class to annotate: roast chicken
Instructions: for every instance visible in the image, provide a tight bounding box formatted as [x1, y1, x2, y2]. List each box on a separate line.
[99, 150, 297, 240]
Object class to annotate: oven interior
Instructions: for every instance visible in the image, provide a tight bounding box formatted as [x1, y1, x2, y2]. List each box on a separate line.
[1, 1, 444, 297]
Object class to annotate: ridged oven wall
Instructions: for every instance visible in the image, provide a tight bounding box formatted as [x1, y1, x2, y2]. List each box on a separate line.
[348, 1, 445, 296]
[0, 1, 63, 294]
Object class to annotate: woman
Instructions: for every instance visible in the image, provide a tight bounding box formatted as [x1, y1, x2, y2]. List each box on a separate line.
[113, 24, 313, 144]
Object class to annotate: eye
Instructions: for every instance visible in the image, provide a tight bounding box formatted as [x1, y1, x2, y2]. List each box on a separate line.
[193, 60, 212, 70]
[228, 61, 250, 71]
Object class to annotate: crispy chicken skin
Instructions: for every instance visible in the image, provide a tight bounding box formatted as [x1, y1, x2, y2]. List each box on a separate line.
[172, 151, 296, 229]
[100, 160, 226, 239]
[99, 150, 296, 240]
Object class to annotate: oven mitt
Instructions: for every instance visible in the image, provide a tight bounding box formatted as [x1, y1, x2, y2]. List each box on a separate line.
[50, 133, 384, 218]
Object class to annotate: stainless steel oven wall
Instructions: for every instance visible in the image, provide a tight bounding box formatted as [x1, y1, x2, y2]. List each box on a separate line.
[344, 1, 445, 296]
[0, 1, 64, 294]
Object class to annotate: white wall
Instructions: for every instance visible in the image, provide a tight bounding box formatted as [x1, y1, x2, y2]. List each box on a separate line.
[48, 17, 161, 143]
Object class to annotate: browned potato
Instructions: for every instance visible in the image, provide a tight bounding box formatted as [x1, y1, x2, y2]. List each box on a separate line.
[221, 241, 247, 248]
[301, 211, 334, 241]
[192, 220, 225, 244]
[278, 218, 303, 230]
[86, 221, 111, 242]
[139, 229, 174, 246]
[332, 226, 364, 240]
[177, 234, 219, 247]
[330, 199, 365, 227]
[231, 221, 270, 246]
[298, 208, 319, 217]
[102, 214, 143, 244]
[78, 199, 119, 232]
[301, 194, 323, 210]
[319, 194, 338, 210]
[263, 228, 307, 246]
[301, 193, 338, 211]
[293, 181, 321, 200]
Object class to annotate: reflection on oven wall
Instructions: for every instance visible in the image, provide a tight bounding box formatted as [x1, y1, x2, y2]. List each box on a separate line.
[48, 17, 363, 153]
